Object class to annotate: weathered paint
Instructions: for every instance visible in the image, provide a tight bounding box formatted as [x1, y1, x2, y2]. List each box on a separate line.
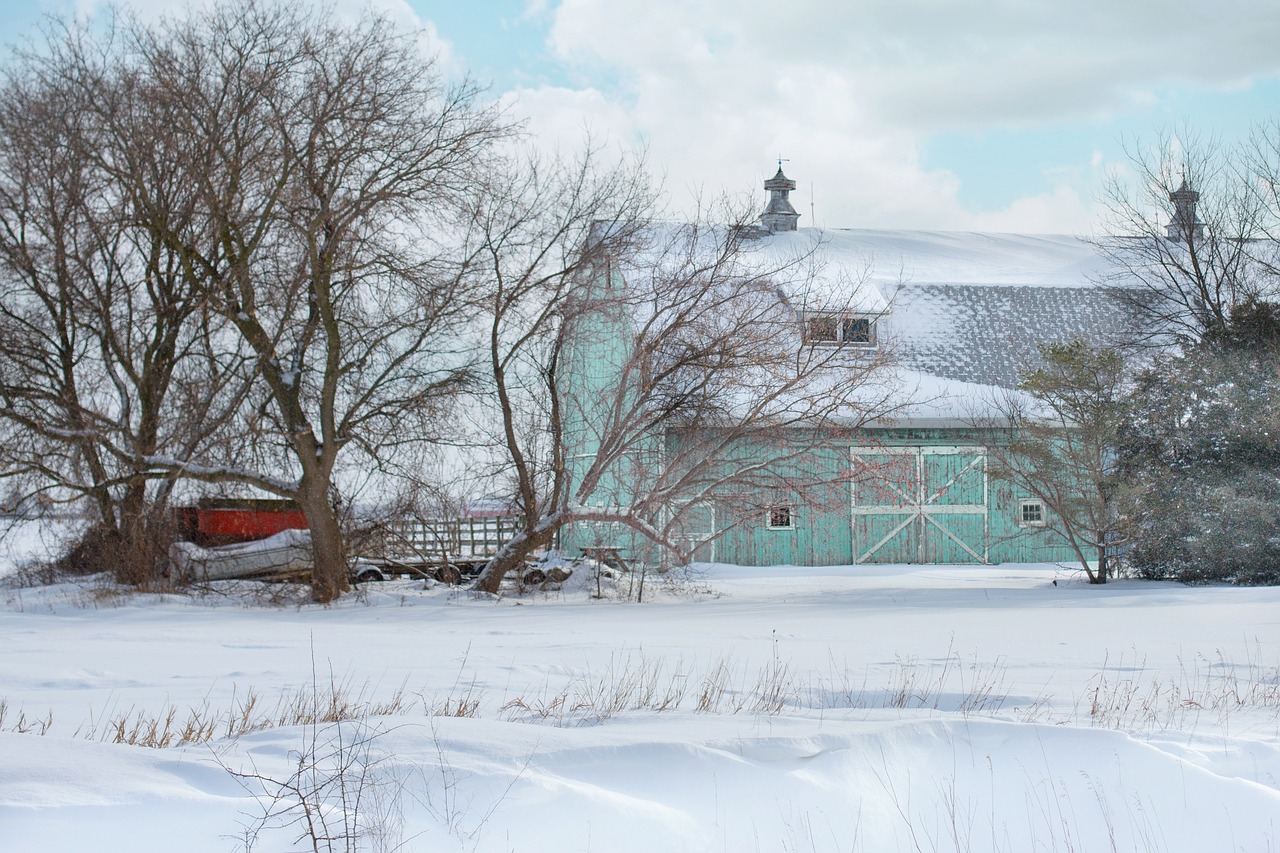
[668, 428, 1080, 567]
[852, 446, 988, 564]
[559, 265, 1083, 567]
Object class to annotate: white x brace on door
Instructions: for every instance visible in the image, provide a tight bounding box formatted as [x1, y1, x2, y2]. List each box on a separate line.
[850, 446, 989, 564]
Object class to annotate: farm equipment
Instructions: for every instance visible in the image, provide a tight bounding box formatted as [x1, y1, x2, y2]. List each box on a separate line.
[355, 515, 537, 584]
[168, 500, 544, 585]
[173, 498, 307, 547]
[169, 528, 314, 582]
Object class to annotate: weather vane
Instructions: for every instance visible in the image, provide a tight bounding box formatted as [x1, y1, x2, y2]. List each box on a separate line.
[777, 155, 790, 170]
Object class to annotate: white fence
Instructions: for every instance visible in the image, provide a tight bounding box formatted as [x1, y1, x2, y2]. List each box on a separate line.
[382, 516, 524, 563]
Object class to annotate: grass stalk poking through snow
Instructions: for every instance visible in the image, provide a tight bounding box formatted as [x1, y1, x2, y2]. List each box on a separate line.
[6, 644, 1280, 748]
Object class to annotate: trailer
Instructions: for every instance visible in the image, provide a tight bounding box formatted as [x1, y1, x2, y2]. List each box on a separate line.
[168, 500, 542, 585]
[359, 515, 530, 582]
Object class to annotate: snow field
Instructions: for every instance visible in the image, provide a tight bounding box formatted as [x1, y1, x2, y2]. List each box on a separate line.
[2, 562, 1280, 851]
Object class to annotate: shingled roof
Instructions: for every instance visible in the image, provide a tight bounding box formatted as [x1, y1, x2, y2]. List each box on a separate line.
[888, 282, 1132, 388]
[758, 227, 1136, 391]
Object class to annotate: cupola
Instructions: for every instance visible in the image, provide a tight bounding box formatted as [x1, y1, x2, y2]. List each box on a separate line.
[760, 164, 800, 233]
[1165, 178, 1204, 244]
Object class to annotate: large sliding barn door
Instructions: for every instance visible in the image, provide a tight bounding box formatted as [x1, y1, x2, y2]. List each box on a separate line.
[851, 446, 988, 564]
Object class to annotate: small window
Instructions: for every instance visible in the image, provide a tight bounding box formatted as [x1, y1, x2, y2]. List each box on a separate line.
[843, 316, 872, 344]
[767, 506, 795, 530]
[805, 316, 840, 344]
[1018, 500, 1046, 527]
[804, 312, 876, 347]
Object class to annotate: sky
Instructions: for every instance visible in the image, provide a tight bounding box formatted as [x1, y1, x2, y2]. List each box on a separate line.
[3, 0, 1280, 234]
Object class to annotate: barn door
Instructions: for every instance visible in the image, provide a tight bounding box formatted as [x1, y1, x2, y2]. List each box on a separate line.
[670, 501, 716, 563]
[851, 446, 988, 564]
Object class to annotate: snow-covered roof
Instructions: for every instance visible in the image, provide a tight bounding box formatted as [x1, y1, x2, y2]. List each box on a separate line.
[767, 228, 1113, 292]
[606, 223, 1136, 427]
[757, 227, 1134, 393]
[616, 224, 1114, 312]
[887, 282, 1129, 389]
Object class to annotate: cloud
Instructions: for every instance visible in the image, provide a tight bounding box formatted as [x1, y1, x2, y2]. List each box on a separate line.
[495, 0, 1280, 232]
[966, 185, 1099, 235]
[500, 85, 638, 151]
[549, 0, 1280, 130]
[35, 0, 1277, 232]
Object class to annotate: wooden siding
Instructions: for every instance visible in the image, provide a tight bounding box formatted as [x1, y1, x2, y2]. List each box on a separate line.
[851, 446, 988, 564]
[559, 286, 1085, 568]
[704, 429, 1080, 567]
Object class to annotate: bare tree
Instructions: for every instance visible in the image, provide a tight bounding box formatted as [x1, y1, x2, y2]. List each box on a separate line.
[0, 2, 509, 600]
[979, 341, 1128, 584]
[1095, 128, 1278, 347]
[464, 157, 903, 592]
[1085, 124, 1280, 586]
[114, 1, 509, 601]
[448, 144, 652, 591]
[1244, 119, 1280, 284]
[0, 17, 250, 582]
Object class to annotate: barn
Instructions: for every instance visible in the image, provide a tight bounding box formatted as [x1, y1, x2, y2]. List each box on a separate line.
[560, 167, 1138, 568]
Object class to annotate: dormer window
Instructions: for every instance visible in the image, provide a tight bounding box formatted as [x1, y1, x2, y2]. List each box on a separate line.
[804, 312, 876, 347]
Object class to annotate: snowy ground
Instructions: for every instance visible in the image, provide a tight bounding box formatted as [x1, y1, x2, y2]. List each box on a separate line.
[2, 540, 1280, 851]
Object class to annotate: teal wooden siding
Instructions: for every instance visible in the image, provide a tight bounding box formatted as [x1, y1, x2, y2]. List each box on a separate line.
[559, 264, 664, 565]
[700, 429, 1080, 567]
[852, 446, 988, 564]
[559, 283, 1085, 567]
[671, 501, 717, 563]
[707, 441, 854, 567]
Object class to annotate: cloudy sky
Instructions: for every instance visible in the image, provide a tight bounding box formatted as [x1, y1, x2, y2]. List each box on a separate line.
[5, 0, 1280, 233]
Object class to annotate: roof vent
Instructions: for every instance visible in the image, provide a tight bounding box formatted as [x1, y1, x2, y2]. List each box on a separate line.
[760, 164, 800, 233]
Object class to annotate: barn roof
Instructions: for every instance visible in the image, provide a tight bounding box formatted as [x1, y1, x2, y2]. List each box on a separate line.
[774, 228, 1142, 426]
[757, 227, 1135, 391]
[888, 282, 1130, 389]
[763, 227, 1113, 291]
[605, 222, 1138, 426]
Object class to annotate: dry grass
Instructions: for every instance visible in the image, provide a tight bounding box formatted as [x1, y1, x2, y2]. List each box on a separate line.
[68, 679, 414, 749]
[1083, 644, 1280, 733]
[7, 644, 1280, 749]
[811, 643, 1023, 718]
[0, 698, 53, 735]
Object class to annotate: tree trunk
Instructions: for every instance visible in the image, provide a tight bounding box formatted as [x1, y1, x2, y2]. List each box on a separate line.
[472, 523, 556, 594]
[296, 482, 348, 603]
[115, 476, 157, 586]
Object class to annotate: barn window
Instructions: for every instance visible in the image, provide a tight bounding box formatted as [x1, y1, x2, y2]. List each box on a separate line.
[766, 505, 795, 530]
[1018, 500, 1046, 527]
[804, 312, 876, 347]
[843, 316, 872, 344]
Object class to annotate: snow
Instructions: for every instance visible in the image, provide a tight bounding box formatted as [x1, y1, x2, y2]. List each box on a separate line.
[169, 528, 313, 581]
[608, 224, 1124, 425]
[141, 455, 298, 496]
[855, 367, 1016, 426]
[3, 556, 1280, 851]
[620, 226, 1107, 319]
[768, 228, 1111, 293]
